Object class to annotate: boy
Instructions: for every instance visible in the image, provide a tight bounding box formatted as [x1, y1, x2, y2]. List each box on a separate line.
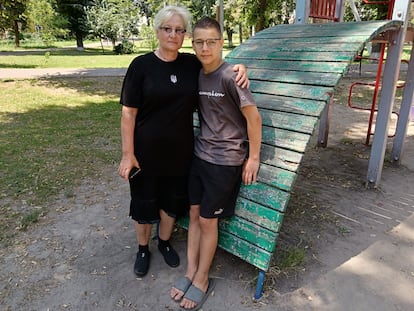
[171, 17, 262, 310]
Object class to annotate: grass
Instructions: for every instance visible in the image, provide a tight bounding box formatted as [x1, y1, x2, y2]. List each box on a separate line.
[0, 38, 238, 69]
[0, 76, 123, 245]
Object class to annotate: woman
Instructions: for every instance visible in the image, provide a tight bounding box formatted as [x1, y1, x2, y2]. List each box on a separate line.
[118, 5, 248, 278]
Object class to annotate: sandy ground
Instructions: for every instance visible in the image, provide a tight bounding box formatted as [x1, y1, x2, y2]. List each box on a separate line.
[1, 67, 414, 311]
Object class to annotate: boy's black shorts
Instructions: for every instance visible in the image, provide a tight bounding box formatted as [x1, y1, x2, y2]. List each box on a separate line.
[189, 156, 242, 218]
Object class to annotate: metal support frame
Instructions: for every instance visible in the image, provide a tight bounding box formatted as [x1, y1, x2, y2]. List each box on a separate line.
[295, 0, 310, 24]
[254, 270, 266, 300]
[318, 95, 333, 147]
[366, 0, 411, 188]
[391, 41, 414, 164]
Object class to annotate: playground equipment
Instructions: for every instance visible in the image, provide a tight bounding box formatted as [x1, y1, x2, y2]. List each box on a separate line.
[181, 0, 413, 300]
[296, 0, 414, 186]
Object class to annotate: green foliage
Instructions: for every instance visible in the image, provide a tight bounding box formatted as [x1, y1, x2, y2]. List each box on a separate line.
[86, 0, 140, 46]
[0, 0, 28, 46]
[344, 0, 389, 22]
[56, 0, 94, 47]
[139, 24, 158, 51]
[113, 39, 135, 54]
[27, 0, 69, 44]
[279, 247, 305, 269]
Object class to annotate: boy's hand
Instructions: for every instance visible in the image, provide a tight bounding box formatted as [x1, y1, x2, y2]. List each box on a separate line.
[242, 158, 260, 185]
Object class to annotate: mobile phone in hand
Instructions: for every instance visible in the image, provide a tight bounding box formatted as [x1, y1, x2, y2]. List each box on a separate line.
[129, 167, 141, 180]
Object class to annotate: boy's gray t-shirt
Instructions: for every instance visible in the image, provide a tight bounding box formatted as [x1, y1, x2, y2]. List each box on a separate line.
[194, 62, 256, 166]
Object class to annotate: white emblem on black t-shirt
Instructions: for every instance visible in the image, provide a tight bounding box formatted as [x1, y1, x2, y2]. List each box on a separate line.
[170, 75, 177, 83]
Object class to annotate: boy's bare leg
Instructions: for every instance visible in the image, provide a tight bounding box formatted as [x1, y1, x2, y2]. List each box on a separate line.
[171, 205, 201, 300]
[180, 216, 218, 309]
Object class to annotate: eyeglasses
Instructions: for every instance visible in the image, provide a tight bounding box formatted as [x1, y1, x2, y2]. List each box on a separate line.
[159, 27, 186, 35]
[192, 39, 221, 49]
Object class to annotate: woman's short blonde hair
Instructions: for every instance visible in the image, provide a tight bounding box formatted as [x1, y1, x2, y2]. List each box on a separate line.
[153, 5, 192, 34]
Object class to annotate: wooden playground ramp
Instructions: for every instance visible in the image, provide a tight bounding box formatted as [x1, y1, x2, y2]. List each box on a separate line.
[180, 19, 411, 299]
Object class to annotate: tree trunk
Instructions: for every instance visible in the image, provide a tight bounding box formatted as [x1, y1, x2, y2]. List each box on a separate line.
[13, 20, 20, 47]
[226, 28, 233, 48]
[76, 31, 84, 51]
[238, 23, 243, 44]
[255, 0, 267, 32]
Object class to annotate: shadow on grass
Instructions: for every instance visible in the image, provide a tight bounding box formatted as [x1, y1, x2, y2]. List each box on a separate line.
[38, 75, 125, 97]
[0, 63, 37, 68]
[0, 47, 152, 57]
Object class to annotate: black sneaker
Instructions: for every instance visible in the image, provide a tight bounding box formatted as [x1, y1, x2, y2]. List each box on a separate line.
[158, 241, 180, 268]
[134, 251, 151, 276]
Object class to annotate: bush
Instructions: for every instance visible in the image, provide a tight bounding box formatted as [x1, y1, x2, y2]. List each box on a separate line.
[113, 40, 135, 54]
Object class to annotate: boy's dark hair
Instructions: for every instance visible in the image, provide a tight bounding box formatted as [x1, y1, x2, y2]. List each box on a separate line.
[193, 16, 222, 37]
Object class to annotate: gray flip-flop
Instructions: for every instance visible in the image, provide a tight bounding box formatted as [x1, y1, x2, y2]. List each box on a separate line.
[180, 278, 216, 311]
[172, 276, 192, 301]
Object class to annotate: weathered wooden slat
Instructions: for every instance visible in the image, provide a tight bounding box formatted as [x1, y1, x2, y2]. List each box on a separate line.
[260, 108, 319, 134]
[249, 69, 342, 87]
[260, 144, 303, 172]
[219, 217, 278, 253]
[227, 57, 348, 74]
[262, 126, 311, 153]
[235, 197, 285, 232]
[230, 50, 357, 62]
[257, 163, 297, 192]
[237, 41, 364, 53]
[218, 230, 274, 271]
[250, 80, 333, 102]
[253, 93, 327, 117]
[239, 182, 290, 213]
[241, 36, 369, 45]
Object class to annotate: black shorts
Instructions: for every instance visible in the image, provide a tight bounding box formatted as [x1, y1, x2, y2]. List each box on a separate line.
[129, 175, 189, 224]
[189, 156, 242, 219]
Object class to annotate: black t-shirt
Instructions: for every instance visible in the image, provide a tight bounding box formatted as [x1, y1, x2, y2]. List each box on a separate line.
[120, 52, 201, 176]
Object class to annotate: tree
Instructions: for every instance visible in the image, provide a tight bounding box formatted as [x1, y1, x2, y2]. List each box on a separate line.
[87, 0, 140, 47]
[27, 0, 69, 45]
[0, 0, 27, 47]
[56, 0, 93, 50]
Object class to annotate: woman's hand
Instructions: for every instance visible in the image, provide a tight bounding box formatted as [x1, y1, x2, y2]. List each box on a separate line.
[233, 64, 250, 88]
[118, 155, 140, 181]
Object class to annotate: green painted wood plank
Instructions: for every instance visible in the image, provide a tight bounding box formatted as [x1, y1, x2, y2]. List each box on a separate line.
[218, 230, 273, 271]
[260, 108, 319, 134]
[262, 126, 311, 153]
[219, 217, 278, 253]
[240, 36, 369, 45]
[250, 80, 333, 102]
[229, 50, 357, 62]
[249, 69, 342, 87]
[236, 41, 364, 53]
[257, 163, 297, 192]
[235, 197, 285, 232]
[253, 94, 327, 117]
[226, 57, 348, 73]
[260, 144, 303, 172]
[239, 182, 290, 213]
